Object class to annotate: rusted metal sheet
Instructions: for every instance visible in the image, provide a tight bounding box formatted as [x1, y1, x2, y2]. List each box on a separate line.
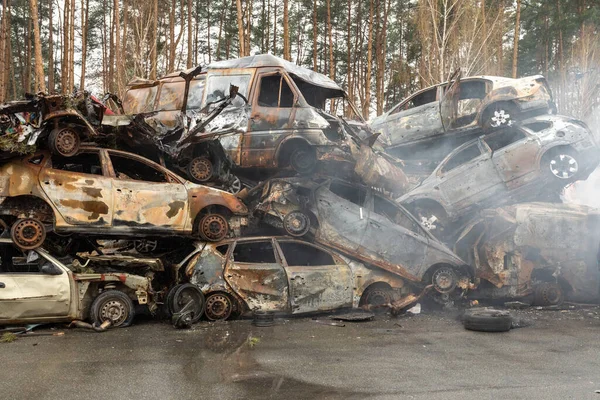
[455, 202, 600, 303]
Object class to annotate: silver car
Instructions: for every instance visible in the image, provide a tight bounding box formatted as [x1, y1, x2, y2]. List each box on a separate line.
[398, 115, 600, 234]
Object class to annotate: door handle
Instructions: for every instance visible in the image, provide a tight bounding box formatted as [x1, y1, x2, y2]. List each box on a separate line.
[0, 282, 5, 289]
[116, 188, 122, 192]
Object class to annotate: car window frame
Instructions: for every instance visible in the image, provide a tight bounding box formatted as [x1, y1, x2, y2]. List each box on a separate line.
[45, 149, 110, 177]
[437, 140, 489, 176]
[482, 126, 529, 153]
[254, 70, 299, 109]
[0, 241, 68, 275]
[230, 238, 282, 265]
[371, 192, 430, 237]
[274, 238, 338, 267]
[104, 149, 183, 184]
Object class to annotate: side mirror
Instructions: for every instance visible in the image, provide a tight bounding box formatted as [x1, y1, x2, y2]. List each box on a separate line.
[41, 263, 63, 276]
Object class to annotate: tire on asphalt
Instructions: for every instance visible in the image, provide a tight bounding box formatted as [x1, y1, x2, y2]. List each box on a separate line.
[172, 283, 205, 323]
[463, 308, 512, 332]
[90, 290, 136, 328]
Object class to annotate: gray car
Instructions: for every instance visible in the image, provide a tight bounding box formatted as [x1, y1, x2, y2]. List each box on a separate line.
[397, 115, 600, 234]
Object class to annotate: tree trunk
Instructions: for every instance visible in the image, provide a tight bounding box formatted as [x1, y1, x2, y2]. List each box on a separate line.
[80, 0, 89, 91]
[113, 0, 121, 93]
[168, 0, 175, 71]
[216, 0, 225, 60]
[48, 0, 54, 93]
[511, 0, 521, 78]
[236, 0, 245, 56]
[283, 0, 290, 60]
[150, 0, 158, 79]
[0, 0, 8, 102]
[245, 0, 251, 56]
[30, 0, 45, 93]
[312, 0, 317, 70]
[187, 0, 192, 67]
[206, 0, 211, 62]
[363, 0, 374, 119]
[61, 0, 70, 93]
[346, 0, 352, 109]
[120, 0, 128, 92]
[272, 0, 276, 55]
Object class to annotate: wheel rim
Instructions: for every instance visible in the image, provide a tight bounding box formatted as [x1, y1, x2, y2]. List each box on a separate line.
[549, 154, 578, 179]
[227, 176, 242, 194]
[134, 239, 158, 254]
[100, 299, 128, 326]
[174, 287, 204, 318]
[201, 215, 228, 241]
[291, 149, 315, 172]
[283, 211, 310, 236]
[418, 213, 439, 231]
[489, 109, 512, 128]
[55, 129, 79, 156]
[432, 267, 457, 293]
[189, 157, 213, 182]
[539, 284, 563, 305]
[11, 218, 45, 249]
[365, 289, 392, 307]
[205, 294, 232, 320]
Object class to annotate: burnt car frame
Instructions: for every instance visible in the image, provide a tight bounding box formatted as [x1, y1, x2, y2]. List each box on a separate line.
[176, 237, 414, 320]
[0, 92, 112, 159]
[253, 177, 472, 297]
[0, 147, 248, 250]
[371, 71, 556, 166]
[398, 115, 600, 235]
[0, 238, 155, 327]
[455, 203, 600, 306]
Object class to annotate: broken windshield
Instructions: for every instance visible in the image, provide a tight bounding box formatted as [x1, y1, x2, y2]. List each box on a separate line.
[123, 86, 158, 115]
[204, 74, 252, 108]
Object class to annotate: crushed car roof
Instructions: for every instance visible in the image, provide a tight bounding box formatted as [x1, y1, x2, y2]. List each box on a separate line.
[207, 54, 342, 91]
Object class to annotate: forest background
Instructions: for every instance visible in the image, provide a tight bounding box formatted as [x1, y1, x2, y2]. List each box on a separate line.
[0, 0, 598, 121]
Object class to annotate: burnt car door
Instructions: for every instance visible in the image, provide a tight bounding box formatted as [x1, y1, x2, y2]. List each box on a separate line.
[377, 87, 443, 147]
[440, 71, 461, 132]
[436, 140, 505, 211]
[0, 242, 71, 322]
[39, 151, 113, 226]
[223, 239, 289, 312]
[484, 127, 541, 188]
[276, 239, 353, 314]
[105, 150, 189, 231]
[361, 192, 428, 278]
[313, 180, 369, 254]
[243, 69, 298, 168]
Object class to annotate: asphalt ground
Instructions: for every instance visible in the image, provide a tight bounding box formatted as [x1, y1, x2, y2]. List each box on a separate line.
[1, 306, 599, 400]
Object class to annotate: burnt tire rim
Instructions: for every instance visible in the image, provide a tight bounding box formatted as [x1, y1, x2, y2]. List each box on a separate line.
[54, 129, 80, 156]
[227, 176, 242, 194]
[432, 267, 457, 293]
[11, 218, 46, 250]
[549, 154, 578, 179]
[489, 109, 513, 128]
[174, 287, 204, 318]
[134, 239, 158, 254]
[99, 299, 129, 326]
[290, 149, 316, 173]
[364, 289, 392, 307]
[538, 283, 563, 305]
[283, 211, 310, 237]
[201, 214, 228, 241]
[205, 293, 233, 321]
[189, 157, 213, 182]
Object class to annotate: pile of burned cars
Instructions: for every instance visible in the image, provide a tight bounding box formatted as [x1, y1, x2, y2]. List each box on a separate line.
[371, 70, 600, 306]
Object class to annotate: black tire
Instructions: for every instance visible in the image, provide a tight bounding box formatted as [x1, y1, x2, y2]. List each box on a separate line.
[463, 309, 512, 332]
[289, 146, 317, 174]
[48, 127, 81, 157]
[541, 148, 580, 183]
[172, 283, 205, 323]
[533, 282, 564, 306]
[90, 290, 136, 328]
[283, 210, 311, 237]
[166, 284, 184, 315]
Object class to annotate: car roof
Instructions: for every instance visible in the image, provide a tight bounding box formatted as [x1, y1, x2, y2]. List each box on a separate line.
[207, 54, 342, 91]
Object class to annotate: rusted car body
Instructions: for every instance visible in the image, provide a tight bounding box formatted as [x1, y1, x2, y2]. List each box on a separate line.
[253, 177, 472, 296]
[0, 147, 248, 250]
[454, 203, 600, 305]
[371, 72, 555, 166]
[113, 55, 408, 195]
[0, 238, 155, 326]
[177, 237, 414, 319]
[0, 92, 112, 159]
[397, 115, 600, 235]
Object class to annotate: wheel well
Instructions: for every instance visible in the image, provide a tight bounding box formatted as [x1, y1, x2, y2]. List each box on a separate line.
[480, 100, 518, 121]
[541, 145, 578, 163]
[277, 138, 311, 167]
[359, 282, 393, 304]
[0, 195, 55, 223]
[423, 263, 468, 284]
[193, 205, 232, 232]
[46, 116, 93, 137]
[406, 199, 447, 217]
[531, 269, 573, 294]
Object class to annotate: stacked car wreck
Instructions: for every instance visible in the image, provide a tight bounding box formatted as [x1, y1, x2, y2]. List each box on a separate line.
[0, 56, 598, 330]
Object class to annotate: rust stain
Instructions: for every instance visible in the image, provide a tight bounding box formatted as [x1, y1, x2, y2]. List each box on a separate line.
[60, 199, 109, 219]
[82, 187, 103, 198]
[166, 201, 185, 218]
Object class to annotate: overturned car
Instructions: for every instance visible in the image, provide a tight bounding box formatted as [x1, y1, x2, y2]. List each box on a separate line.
[455, 203, 600, 305]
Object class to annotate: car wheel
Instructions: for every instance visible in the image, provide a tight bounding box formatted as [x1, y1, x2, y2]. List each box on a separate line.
[90, 290, 136, 328]
[48, 127, 81, 157]
[172, 283, 205, 323]
[463, 308, 512, 332]
[431, 266, 458, 294]
[198, 214, 229, 242]
[10, 218, 46, 250]
[166, 284, 183, 315]
[360, 286, 394, 307]
[134, 239, 158, 254]
[289, 147, 317, 174]
[187, 157, 213, 183]
[413, 205, 447, 234]
[483, 103, 517, 130]
[205, 292, 234, 321]
[226, 176, 242, 194]
[533, 282, 564, 306]
[543, 148, 579, 182]
[283, 210, 311, 237]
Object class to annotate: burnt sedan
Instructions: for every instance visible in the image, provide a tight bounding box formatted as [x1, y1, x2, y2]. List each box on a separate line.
[397, 115, 600, 235]
[0, 148, 248, 250]
[253, 178, 472, 297]
[176, 237, 414, 320]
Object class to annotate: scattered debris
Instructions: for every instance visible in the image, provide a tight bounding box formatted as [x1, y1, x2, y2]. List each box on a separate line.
[330, 311, 375, 322]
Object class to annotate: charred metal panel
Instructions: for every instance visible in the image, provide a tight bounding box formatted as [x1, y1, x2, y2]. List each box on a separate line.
[225, 261, 289, 312]
[286, 265, 352, 313]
